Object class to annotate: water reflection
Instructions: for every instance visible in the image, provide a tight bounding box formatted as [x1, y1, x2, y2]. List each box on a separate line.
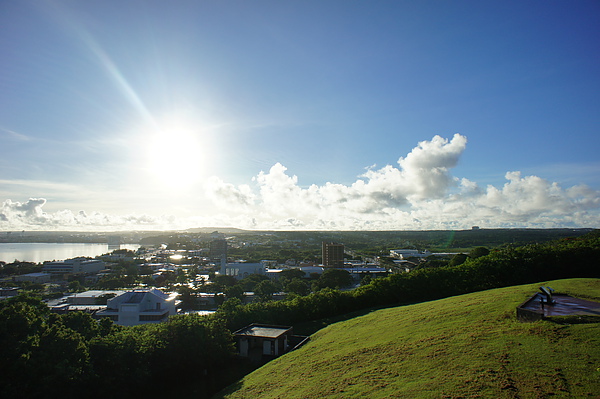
[0, 243, 140, 263]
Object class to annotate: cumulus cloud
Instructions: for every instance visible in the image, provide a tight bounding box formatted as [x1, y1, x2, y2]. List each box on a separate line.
[3, 134, 600, 230]
[203, 134, 600, 230]
[205, 176, 255, 209]
[0, 198, 179, 231]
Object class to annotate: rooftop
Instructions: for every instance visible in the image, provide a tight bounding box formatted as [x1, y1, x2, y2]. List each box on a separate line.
[235, 324, 292, 339]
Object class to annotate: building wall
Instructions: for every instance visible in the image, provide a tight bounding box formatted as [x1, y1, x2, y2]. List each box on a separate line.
[98, 289, 176, 326]
[225, 263, 265, 280]
[209, 239, 228, 260]
[322, 242, 344, 268]
[13, 273, 51, 283]
[42, 257, 104, 274]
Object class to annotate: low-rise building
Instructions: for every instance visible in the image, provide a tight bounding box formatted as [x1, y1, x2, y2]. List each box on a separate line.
[389, 249, 431, 259]
[234, 323, 309, 362]
[234, 324, 293, 359]
[95, 288, 177, 326]
[223, 262, 265, 280]
[13, 272, 51, 284]
[42, 257, 105, 275]
[67, 290, 122, 305]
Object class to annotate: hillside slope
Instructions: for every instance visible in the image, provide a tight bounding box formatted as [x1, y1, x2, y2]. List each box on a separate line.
[216, 278, 600, 399]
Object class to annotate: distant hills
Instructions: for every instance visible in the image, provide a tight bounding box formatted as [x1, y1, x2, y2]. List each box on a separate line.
[216, 278, 600, 398]
[0, 228, 593, 248]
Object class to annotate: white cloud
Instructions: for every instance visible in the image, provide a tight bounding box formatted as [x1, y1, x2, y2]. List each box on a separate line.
[203, 134, 600, 230]
[2, 134, 600, 231]
[0, 198, 180, 231]
[205, 176, 255, 209]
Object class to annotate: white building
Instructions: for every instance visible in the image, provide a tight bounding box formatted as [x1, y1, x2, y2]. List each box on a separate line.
[222, 262, 265, 280]
[66, 290, 122, 305]
[42, 257, 105, 275]
[299, 266, 324, 277]
[95, 288, 177, 326]
[389, 249, 431, 260]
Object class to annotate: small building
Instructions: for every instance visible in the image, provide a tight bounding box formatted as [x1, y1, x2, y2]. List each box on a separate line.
[13, 272, 51, 284]
[234, 324, 294, 360]
[95, 288, 177, 326]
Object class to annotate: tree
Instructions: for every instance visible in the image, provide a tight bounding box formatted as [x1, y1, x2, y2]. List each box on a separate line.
[314, 269, 353, 290]
[68, 280, 84, 292]
[360, 275, 372, 286]
[254, 280, 279, 301]
[212, 274, 237, 291]
[448, 253, 468, 267]
[224, 284, 245, 301]
[239, 273, 269, 291]
[278, 268, 305, 282]
[178, 285, 199, 310]
[284, 278, 310, 296]
[470, 246, 490, 259]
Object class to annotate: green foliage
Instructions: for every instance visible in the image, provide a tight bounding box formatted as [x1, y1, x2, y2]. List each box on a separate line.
[225, 284, 246, 301]
[314, 268, 353, 290]
[239, 273, 269, 291]
[278, 268, 306, 282]
[0, 261, 42, 276]
[469, 246, 490, 258]
[217, 279, 600, 399]
[284, 278, 310, 296]
[0, 294, 237, 399]
[217, 230, 600, 331]
[178, 285, 199, 310]
[254, 280, 280, 301]
[448, 252, 468, 266]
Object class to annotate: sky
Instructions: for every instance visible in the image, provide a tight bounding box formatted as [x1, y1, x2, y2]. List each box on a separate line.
[1, 0, 599, 231]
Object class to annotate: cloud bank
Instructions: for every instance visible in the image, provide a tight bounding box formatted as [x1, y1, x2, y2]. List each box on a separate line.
[1, 134, 599, 231]
[204, 134, 600, 230]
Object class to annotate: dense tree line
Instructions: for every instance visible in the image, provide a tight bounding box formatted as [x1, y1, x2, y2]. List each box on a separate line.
[0, 294, 234, 399]
[216, 231, 600, 330]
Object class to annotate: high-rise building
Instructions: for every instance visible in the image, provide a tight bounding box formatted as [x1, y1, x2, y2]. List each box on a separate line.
[209, 238, 227, 259]
[322, 241, 344, 268]
[209, 232, 228, 261]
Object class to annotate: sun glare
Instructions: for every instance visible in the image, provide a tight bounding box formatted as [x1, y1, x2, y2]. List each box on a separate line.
[145, 122, 208, 187]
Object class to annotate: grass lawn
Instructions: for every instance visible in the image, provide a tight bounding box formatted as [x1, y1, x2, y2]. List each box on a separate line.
[215, 278, 600, 399]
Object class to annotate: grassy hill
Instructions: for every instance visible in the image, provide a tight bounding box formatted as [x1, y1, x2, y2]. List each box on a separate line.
[216, 278, 600, 399]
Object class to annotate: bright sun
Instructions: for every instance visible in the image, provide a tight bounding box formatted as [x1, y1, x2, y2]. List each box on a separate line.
[145, 123, 207, 187]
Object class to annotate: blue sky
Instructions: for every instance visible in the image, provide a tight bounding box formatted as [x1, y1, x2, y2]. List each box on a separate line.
[1, 0, 599, 231]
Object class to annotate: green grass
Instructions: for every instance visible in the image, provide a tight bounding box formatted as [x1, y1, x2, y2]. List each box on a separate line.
[215, 278, 600, 398]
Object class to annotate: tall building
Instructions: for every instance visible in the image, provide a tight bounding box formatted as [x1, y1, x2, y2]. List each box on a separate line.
[322, 242, 345, 268]
[209, 232, 228, 261]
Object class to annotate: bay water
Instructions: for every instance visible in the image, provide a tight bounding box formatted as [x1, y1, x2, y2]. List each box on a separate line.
[0, 243, 140, 263]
